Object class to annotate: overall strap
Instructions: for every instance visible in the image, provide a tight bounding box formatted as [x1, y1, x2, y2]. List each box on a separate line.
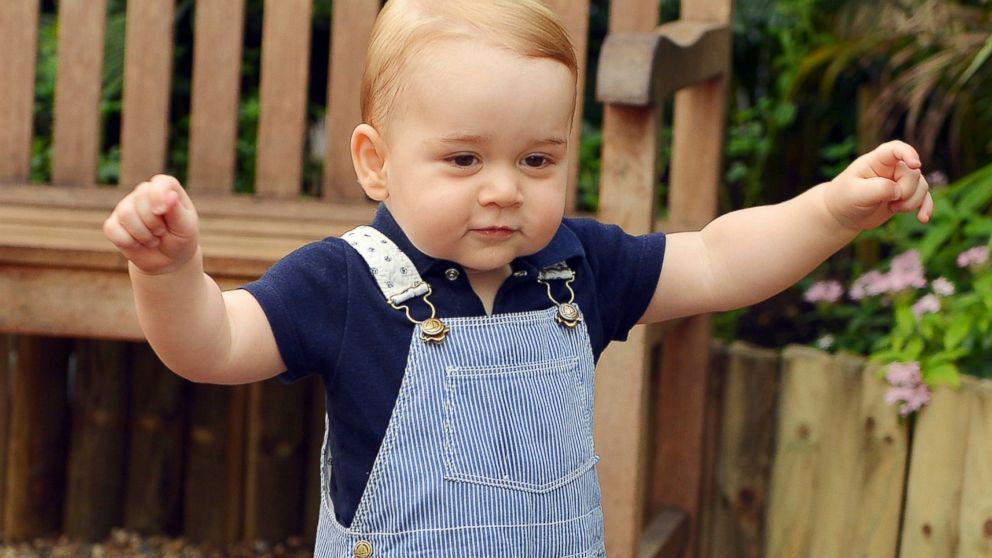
[342, 226, 430, 305]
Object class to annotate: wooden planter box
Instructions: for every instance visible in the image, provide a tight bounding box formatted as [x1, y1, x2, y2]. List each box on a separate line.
[703, 343, 992, 558]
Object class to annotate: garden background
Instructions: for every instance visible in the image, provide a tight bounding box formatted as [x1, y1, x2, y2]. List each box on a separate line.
[27, 0, 992, 371]
[10, 0, 992, 555]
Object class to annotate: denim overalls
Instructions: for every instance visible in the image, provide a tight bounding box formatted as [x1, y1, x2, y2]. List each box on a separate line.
[314, 226, 606, 557]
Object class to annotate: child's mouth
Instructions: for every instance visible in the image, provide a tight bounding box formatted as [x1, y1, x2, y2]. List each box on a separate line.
[473, 227, 516, 239]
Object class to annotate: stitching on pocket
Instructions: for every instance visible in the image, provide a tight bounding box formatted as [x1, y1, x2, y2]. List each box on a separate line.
[442, 356, 596, 493]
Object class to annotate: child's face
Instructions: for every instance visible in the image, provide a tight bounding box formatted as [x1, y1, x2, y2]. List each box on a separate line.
[378, 36, 575, 285]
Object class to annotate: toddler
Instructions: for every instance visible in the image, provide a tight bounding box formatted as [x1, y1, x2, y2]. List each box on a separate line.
[103, 0, 933, 555]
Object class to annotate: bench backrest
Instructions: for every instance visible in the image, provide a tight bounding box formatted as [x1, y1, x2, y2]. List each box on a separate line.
[0, 0, 594, 205]
[0, 2, 732, 556]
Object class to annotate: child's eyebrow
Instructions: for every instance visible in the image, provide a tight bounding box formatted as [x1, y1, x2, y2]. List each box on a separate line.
[436, 134, 568, 146]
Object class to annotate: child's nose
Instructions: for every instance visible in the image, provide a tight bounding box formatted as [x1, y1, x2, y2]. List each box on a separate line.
[478, 169, 523, 208]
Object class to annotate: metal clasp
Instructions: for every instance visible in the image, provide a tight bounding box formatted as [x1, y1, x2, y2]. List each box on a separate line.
[538, 274, 582, 329]
[388, 285, 449, 344]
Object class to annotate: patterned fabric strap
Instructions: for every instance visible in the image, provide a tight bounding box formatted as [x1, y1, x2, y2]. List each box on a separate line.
[342, 226, 430, 305]
[538, 261, 575, 282]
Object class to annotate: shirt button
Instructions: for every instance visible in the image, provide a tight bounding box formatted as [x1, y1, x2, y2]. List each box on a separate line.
[445, 268, 461, 281]
[354, 540, 373, 558]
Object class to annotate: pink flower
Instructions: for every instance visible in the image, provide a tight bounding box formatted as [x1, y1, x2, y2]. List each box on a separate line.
[884, 384, 931, 416]
[850, 270, 890, 300]
[956, 246, 988, 268]
[926, 170, 948, 187]
[886, 361, 922, 387]
[911, 294, 940, 318]
[884, 361, 931, 416]
[887, 250, 927, 291]
[849, 251, 927, 299]
[891, 250, 923, 275]
[931, 277, 955, 297]
[804, 280, 844, 303]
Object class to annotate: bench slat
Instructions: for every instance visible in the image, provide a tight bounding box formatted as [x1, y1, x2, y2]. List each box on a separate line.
[545, 0, 590, 211]
[119, 0, 175, 188]
[255, 0, 312, 198]
[52, 0, 107, 186]
[322, 0, 378, 201]
[0, 1, 39, 181]
[188, 0, 246, 193]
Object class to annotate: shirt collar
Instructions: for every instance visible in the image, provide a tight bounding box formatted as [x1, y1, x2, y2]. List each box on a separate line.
[369, 204, 585, 276]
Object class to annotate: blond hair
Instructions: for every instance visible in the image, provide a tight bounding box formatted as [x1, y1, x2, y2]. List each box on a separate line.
[361, 0, 577, 131]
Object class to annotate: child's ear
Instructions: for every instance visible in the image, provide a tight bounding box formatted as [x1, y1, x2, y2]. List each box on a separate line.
[351, 123, 389, 201]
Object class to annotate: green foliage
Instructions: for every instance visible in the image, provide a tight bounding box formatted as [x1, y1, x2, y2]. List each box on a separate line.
[576, 124, 603, 213]
[796, 0, 992, 175]
[723, 0, 846, 208]
[801, 163, 992, 386]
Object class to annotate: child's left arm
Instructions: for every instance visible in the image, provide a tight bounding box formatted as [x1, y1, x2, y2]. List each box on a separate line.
[639, 140, 933, 324]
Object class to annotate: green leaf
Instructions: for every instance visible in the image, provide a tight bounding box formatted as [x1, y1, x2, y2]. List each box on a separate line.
[944, 316, 973, 350]
[963, 217, 992, 238]
[905, 337, 924, 360]
[955, 164, 992, 214]
[915, 222, 957, 261]
[956, 31, 992, 92]
[924, 362, 961, 390]
[894, 304, 916, 337]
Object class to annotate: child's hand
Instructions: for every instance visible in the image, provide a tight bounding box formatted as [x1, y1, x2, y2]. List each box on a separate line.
[824, 140, 934, 231]
[103, 175, 200, 274]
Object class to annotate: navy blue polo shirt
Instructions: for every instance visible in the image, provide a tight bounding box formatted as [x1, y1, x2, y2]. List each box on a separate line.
[242, 205, 666, 528]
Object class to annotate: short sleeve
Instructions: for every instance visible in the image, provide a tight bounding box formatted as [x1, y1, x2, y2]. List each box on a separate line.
[240, 238, 350, 383]
[566, 218, 666, 343]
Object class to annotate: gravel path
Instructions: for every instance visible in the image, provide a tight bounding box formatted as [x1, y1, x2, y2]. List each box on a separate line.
[0, 530, 313, 558]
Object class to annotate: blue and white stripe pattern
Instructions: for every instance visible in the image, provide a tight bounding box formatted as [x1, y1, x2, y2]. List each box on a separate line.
[314, 236, 606, 557]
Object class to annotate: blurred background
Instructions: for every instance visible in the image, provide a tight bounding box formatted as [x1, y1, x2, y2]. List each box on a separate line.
[25, 0, 992, 357]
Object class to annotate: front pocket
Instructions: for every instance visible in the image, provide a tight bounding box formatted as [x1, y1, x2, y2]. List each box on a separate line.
[442, 356, 597, 493]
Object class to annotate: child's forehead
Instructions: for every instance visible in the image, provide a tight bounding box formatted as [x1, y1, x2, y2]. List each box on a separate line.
[375, 36, 573, 127]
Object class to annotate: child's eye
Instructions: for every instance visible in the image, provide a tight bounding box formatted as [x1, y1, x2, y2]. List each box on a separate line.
[447, 154, 479, 168]
[522, 154, 552, 169]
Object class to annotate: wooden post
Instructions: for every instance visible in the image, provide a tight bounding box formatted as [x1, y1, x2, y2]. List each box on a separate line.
[243, 379, 308, 542]
[256, 0, 312, 198]
[124, 344, 188, 535]
[51, 0, 107, 186]
[304, 377, 325, 543]
[958, 379, 992, 555]
[846, 361, 908, 556]
[322, 0, 378, 201]
[118, 0, 175, 188]
[4, 337, 72, 541]
[187, 0, 246, 193]
[656, 3, 731, 557]
[766, 347, 909, 558]
[899, 382, 973, 556]
[595, 100, 660, 558]
[699, 342, 778, 558]
[0, 336, 11, 534]
[0, 0, 40, 181]
[544, 0, 591, 211]
[764, 346, 834, 558]
[64, 341, 130, 541]
[183, 383, 247, 545]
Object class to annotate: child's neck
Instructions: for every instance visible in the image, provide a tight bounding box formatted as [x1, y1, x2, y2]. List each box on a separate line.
[465, 265, 512, 315]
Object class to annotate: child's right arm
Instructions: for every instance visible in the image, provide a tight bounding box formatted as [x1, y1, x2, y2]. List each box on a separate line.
[103, 175, 286, 384]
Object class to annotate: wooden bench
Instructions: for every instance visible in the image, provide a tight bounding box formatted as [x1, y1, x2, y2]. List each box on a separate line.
[0, 1, 731, 556]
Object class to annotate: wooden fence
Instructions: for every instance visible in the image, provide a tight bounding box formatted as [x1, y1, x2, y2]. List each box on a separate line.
[1, 336, 988, 556]
[0, 335, 326, 546]
[701, 343, 992, 558]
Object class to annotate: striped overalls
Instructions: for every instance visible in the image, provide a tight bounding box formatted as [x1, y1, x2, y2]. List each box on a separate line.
[314, 226, 606, 557]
